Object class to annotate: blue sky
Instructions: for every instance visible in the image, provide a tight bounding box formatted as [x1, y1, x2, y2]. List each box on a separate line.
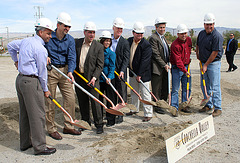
[0, 0, 239, 33]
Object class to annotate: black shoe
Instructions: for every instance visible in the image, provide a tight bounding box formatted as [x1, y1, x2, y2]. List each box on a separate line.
[20, 144, 33, 151]
[96, 127, 104, 134]
[35, 147, 56, 155]
[106, 121, 115, 127]
[115, 116, 123, 124]
[155, 107, 165, 114]
[232, 67, 238, 71]
[226, 69, 231, 72]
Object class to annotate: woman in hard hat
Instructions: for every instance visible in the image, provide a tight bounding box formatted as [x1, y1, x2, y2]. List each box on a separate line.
[99, 30, 117, 127]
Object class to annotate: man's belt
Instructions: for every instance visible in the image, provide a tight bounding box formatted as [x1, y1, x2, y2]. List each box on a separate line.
[53, 64, 66, 68]
[20, 73, 38, 78]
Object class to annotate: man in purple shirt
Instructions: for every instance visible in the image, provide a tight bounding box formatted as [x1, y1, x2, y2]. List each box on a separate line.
[7, 18, 56, 155]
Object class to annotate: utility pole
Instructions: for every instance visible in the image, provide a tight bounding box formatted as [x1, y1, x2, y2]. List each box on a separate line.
[6, 27, 9, 44]
[172, 29, 176, 36]
[34, 6, 44, 20]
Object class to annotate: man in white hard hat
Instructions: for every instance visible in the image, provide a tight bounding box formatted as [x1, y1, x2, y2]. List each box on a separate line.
[170, 24, 192, 116]
[127, 22, 153, 122]
[7, 18, 56, 155]
[149, 17, 170, 114]
[45, 12, 81, 140]
[110, 17, 130, 124]
[196, 13, 223, 117]
[74, 21, 104, 134]
[225, 33, 238, 72]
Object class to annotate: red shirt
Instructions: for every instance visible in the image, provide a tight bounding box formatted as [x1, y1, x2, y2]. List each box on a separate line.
[170, 37, 192, 73]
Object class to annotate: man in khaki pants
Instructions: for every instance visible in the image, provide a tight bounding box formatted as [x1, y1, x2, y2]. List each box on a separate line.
[45, 12, 81, 140]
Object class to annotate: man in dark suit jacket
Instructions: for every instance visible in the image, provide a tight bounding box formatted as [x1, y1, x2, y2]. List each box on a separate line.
[225, 33, 238, 72]
[149, 17, 170, 114]
[127, 22, 153, 122]
[110, 18, 130, 124]
[74, 22, 104, 134]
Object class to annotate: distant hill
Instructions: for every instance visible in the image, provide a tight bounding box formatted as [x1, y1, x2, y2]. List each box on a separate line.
[63, 26, 240, 39]
[1, 26, 240, 48]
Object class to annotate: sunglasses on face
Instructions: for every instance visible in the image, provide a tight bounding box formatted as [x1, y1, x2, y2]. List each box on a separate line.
[64, 25, 71, 28]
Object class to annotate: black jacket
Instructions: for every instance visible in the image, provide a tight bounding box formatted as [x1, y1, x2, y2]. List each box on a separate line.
[226, 38, 238, 54]
[74, 38, 104, 85]
[115, 36, 130, 74]
[128, 37, 152, 82]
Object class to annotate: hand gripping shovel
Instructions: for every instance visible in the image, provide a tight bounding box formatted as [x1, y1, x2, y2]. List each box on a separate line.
[199, 61, 210, 106]
[48, 95, 91, 130]
[101, 72, 137, 112]
[49, 64, 124, 116]
[74, 70, 126, 112]
[114, 71, 154, 106]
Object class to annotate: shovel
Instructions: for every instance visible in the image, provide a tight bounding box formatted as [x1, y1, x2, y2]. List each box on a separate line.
[49, 64, 124, 116]
[186, 63, 191, 101]
[74, 70, 125, 112]
[128, 69, 173, 110]
[114, 71, 155, 106]
[178, 64, 193, 110]
[101, 72, 137, 112]
[168, 64, 171, 105]
[199, 61, 210, 106]
[48, 95, 92, 130]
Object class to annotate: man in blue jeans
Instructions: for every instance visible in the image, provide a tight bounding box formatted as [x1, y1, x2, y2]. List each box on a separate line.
[196, 13, 223, 117]
[170, 24, 192, 117]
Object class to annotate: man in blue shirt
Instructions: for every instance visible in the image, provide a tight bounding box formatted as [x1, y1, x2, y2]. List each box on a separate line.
[196, 13, 223, 117]
[45, 12, 81, 140]
[225, 33, 238, 72]
[7, 18, 56, 155]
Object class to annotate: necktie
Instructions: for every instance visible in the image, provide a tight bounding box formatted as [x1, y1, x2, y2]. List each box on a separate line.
[161, 36, 169, 62]
[227, 39, 232, 52]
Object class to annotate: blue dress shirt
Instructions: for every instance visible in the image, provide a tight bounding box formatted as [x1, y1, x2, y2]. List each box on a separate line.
[7, 35, 49, 92]
[45, 31, 76, 73]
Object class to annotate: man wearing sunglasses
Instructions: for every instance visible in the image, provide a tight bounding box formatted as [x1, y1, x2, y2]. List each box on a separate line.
[225, 33, 238, 72]
[45, 12, 81, 140]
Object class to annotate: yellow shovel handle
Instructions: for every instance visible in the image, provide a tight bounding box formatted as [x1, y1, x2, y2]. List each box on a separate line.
[74, 70, 103, 96]
[114, 71, 134, 90]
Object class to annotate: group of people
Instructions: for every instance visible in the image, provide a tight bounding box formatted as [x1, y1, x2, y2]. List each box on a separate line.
[7, 12, 226, 155]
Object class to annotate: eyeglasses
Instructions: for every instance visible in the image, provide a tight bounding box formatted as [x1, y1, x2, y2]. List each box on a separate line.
[230, 35, 233, 36]
[64, 25, 71, 28]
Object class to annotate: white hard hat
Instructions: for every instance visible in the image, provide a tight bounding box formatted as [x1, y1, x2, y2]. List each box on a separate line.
[35, 18, 54, 31]
[57, 12, 72, 26]
[84, 21, 97, 31]
[177, 24, 188, 34]
[100, 31, 112, 39]
[155, 17, 167, 25]
[204, 13, 215, 24]
[133, 22, 145, 33]
[113, 17, 125, 28]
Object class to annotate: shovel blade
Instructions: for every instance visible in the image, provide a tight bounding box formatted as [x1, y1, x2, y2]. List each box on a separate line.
[140, 99, 157, 106]
[71, 120, 92, 130]
[106, 108, 124, 116]
[126, 104, 138, 112]
[156, 100, 170, 109]
[200, 96, 210, 106]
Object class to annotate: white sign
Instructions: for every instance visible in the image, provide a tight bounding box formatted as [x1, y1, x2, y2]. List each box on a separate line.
[166, 115, 215, 163]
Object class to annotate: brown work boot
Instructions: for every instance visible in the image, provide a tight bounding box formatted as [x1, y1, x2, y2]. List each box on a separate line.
[211, 109, 222, 117]
[199, 106, 212, 113]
